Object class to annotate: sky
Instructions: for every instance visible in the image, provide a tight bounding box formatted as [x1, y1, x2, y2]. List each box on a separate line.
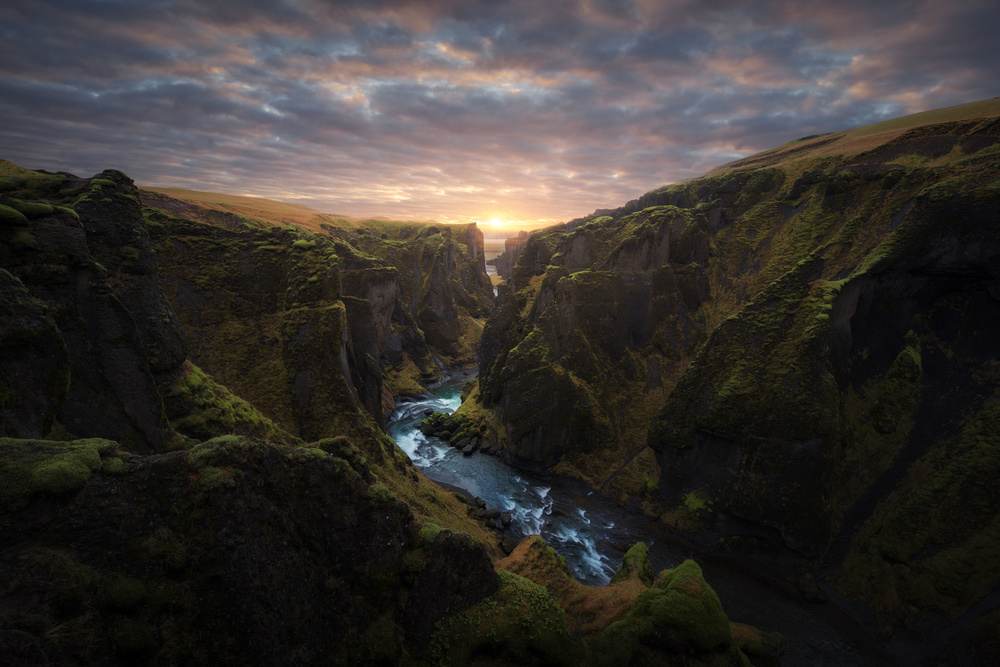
[1, 1, 997, 227]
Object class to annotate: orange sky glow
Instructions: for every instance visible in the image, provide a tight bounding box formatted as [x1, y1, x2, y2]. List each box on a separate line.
[1, 1, 996, 230]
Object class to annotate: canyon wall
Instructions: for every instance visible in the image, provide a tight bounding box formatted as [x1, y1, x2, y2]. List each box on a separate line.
[473, 103, 1000, 653]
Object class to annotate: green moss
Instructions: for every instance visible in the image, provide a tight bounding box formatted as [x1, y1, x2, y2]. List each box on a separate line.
[418, 522, 442, 545]
[164, 361, 301, 447]
[292, 239, 317, 250]
[4, 199, 55, 219]
[590, 560, 735, 664]
[0, 203, 29, 225]
[609, 542, 654, 587]
[197, 465, 241, 489]
[683, 491, 709, 513]
[0, 438, 117, 509]
[367, 482, 397, 504]
[101, 457, 127, 475]
[53, 204, 79, 221]
[30, 457, 94, 494]
[188, 435, 268, 469]
[429, 570, 579, 666]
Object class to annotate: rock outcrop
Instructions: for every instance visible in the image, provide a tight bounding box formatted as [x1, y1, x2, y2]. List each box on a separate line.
[1, 169, 184, 452]
[473, 98, 1000, 656]
[0, 434, 504, 665]
[489, 535, 784, 666]
[494, 230, 530, 280]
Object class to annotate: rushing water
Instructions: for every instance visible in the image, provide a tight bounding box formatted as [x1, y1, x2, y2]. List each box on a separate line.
[388, 380, 894, 666]
[388, 381, 682, 584]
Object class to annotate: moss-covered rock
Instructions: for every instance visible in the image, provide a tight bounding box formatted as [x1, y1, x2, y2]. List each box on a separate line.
[500, 535, 649, 639]
[0, 434, 506, 665]
[0, 437, 118, 510]
[610, 542, 655, 587]
[429, 570, 581, 666]
[0, 202, 29, 225]
[159, 360, 301, 448]
[589, 560, 739, 665]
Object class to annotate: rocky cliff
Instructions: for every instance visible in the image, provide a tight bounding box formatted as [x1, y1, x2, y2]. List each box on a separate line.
[0, 160, 779, 665]
[1, 168, 184, 452]
[0, 162, 499, 662]
[142, 190, 494, 418]
[473, 98, 1000, 659]
[494, 230, 530, 280]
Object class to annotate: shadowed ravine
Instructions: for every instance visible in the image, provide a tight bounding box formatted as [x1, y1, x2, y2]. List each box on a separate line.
[389, 380, 892, 666]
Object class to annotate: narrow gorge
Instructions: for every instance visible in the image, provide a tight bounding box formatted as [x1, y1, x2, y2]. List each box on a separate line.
[2, 98, 999, 665]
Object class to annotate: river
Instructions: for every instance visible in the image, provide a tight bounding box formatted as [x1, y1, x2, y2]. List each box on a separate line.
[388, 380, 894, 666]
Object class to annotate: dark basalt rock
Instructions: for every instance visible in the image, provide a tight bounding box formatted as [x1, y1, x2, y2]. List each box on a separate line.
[403, 531, 500, 646]
[1, 172, 186, 452]
[0, 435, 502, 664]
[0, 270, 69, 438]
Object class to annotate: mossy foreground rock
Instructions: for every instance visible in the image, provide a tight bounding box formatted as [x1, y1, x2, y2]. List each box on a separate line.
[0, 434, 505, 664]
[494, 536, 783, 666]
[591, 560, 737, 664]
[0, 437, 117, 509]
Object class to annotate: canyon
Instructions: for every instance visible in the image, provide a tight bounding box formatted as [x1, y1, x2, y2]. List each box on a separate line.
[2, 98, 999, 665]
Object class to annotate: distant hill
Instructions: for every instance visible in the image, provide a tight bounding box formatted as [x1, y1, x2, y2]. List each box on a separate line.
[708, 96, 1000, 173]
[142, 185, 446, 234]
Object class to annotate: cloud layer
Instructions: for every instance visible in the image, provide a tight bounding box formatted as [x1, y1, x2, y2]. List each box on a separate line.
[1, 0, 997, 224]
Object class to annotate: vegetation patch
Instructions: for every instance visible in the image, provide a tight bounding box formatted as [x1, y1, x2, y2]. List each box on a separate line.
[429, 569, 580, 666]
[162, 360, 301, 448]
[0, 437, 118, 509]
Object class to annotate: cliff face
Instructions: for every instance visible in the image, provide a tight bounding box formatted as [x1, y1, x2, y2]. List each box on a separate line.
[475, 99, 1000, 647]
[494, 230, 530, 280]
[344, 221, 493, 375]
[142, 196, 494, 433]
[1, 169, 185, 452]
[0, 161, 779, 665]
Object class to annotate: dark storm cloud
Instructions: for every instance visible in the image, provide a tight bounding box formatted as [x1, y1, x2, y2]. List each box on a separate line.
[0, 0, 996, 223]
